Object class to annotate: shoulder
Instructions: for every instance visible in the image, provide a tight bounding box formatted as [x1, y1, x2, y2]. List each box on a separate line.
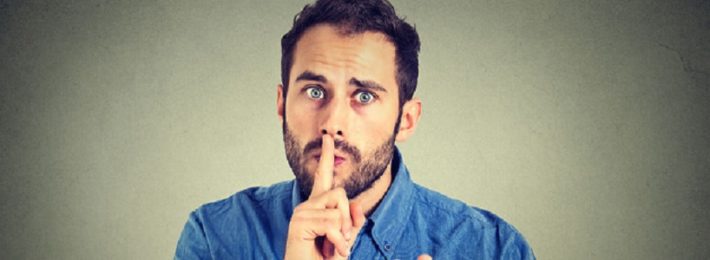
[192, 180, 294, 222]
[175, 180, 294, 259]
[411, 183, 502, 228]
[410, 184, 535, 259]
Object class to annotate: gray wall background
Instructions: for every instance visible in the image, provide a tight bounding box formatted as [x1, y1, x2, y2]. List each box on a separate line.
[1, 0, 708, 259]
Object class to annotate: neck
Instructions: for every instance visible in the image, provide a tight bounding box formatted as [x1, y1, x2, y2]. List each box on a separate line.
[351, 163, 394, 216]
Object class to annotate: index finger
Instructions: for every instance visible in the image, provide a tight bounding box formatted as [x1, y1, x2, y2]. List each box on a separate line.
[310, 134, 334, 197]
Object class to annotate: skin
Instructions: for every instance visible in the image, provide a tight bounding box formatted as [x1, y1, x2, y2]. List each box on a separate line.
[277, 24, 424, 259]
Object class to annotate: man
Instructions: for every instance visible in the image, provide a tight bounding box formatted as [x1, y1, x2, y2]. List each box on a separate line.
[175, 0, 535, 259]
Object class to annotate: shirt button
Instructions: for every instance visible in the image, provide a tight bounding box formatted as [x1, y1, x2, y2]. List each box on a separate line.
[384, 243, 392, 251]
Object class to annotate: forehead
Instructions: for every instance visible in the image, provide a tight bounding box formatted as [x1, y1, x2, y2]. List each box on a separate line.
[290, 24, 397, 88]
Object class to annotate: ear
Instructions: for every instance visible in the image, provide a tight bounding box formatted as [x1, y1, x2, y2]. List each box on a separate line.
[395, 97, 422, 142]
[277, 84, 285, 124]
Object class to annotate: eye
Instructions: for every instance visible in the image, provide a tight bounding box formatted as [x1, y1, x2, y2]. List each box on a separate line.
[305, 86, 325, 100]
[355, 91, 375, 104]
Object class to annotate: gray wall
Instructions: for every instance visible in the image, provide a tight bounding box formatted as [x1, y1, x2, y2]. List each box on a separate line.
[1, 0, 708, 259]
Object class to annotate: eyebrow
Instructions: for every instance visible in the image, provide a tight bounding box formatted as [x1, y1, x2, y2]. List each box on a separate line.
[349, 78, 388, 93]
[295, 70, 388, 93]
[295, 71, 327, 83]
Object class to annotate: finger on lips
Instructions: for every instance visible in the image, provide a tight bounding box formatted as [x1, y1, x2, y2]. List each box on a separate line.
[311, 134, 335, 198]
[297, 134, 366, 258]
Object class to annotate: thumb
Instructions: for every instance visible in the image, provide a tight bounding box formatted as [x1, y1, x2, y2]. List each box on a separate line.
[350, 202, 366, 230]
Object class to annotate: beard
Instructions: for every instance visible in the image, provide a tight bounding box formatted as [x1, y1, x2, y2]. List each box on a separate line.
[282, 123, 397, 200]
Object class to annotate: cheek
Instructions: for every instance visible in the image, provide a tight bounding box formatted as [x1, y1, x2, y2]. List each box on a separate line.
[285, 99, 317, 131]
[353, 104, 399, 145]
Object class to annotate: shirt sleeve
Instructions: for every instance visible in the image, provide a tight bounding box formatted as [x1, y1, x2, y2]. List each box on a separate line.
[499, 222, 536, 260]
[174, 211, 211, 260]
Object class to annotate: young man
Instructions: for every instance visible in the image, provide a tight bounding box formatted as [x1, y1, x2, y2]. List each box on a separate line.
[175, 0, 534, 259]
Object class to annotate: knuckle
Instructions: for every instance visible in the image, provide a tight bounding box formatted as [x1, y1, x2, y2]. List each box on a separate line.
[326, 229, 345, 241]
[319, 217, 333, 226]
[293, 204, 307, 212]
[320, 211, 341, 227]
[291, 212, 307, 222]
[333, 187, 346, 197]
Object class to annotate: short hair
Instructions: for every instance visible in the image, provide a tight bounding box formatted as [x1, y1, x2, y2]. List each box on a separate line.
[281, 0, 421, 107]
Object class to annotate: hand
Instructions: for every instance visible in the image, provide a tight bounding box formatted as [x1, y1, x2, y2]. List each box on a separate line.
[284, 134, 367, 260]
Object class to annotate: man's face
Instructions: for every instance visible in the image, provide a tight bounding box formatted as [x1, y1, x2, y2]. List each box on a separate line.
[279, 24, 401, 199]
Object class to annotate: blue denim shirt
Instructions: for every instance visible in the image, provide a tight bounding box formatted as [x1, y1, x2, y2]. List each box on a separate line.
[175, 148, 535, 259]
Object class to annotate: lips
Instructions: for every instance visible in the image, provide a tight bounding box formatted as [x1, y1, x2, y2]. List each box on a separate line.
[315, 154, 347, 166]
[333, 156, 345, 166]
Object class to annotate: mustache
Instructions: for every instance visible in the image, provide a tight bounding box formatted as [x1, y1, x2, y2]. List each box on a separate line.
[303, 137, 362, 163]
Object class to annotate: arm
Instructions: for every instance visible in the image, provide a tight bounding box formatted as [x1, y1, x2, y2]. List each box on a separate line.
[499, 223, 536, 260]
[174, 212, 211, 260]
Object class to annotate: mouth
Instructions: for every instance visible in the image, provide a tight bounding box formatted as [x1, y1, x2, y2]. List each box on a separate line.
[314, 154, 347, 167]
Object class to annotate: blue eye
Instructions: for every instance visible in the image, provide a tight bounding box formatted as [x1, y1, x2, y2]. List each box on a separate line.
[306, 87, 325, 99]
[355, 91, 375, 104]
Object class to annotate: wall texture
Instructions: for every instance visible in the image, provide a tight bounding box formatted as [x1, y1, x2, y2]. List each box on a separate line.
[1, 0, 708, 259]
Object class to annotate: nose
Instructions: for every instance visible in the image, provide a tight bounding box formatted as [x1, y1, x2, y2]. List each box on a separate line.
[319, 97, 349, 138]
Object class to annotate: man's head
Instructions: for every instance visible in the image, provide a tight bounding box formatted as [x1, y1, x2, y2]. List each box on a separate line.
[277, 0, 422, 199]
[280, 0, 421, 107]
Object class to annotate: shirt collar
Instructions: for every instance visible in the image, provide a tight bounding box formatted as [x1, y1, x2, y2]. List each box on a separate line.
[291, 176, 304, 211]
[290, 147, 416, 252]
